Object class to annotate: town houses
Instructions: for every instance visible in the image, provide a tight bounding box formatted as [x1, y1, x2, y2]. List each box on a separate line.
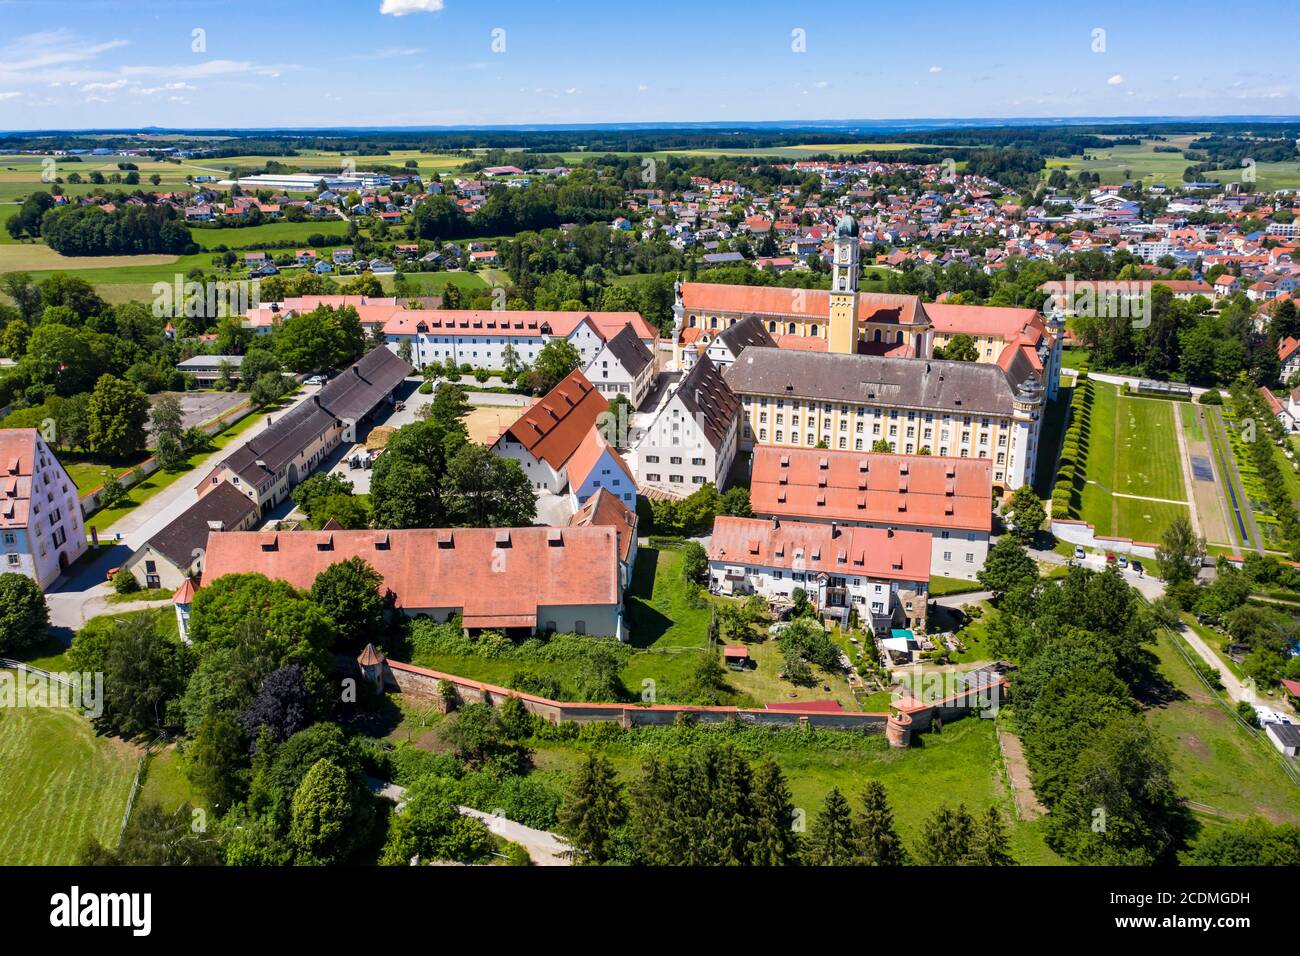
[0, 430, 87, 589]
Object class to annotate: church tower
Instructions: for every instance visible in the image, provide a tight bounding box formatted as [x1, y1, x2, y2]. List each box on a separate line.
[827, 213, 860, 355]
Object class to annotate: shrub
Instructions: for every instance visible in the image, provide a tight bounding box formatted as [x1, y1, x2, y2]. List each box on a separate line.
[1199, 390, 1222, 405]
[112, 568, 140, 595]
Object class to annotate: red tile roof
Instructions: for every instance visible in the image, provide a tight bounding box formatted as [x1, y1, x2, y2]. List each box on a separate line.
[202, 526, 620, 627]
[681, 282, 928, 327]
[708, 516, 932, 582]
[569, 486, 638, 565]
[496, 370, 608, 470]
[564, 428, 633, 493]
[750, 445, 992, 532]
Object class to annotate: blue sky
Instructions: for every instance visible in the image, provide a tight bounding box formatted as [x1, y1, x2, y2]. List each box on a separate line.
[0, 0, 1298, 130]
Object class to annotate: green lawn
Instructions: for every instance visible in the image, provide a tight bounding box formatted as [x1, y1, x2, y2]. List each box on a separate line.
[1146, 626, 1300, 826]
[1076, 382, 1190, 541]
[929, 574, 985, 597]
[0, 688, 139, 864]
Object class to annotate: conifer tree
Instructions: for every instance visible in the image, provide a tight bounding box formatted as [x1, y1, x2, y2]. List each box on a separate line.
[913, 803, 976, 865]
[750, 759, 800, 865]
[967, 806, 1015, 866]
[855, 781, 908, 866]
[804, 787, 860, 865]
[557, 753, 627, 864]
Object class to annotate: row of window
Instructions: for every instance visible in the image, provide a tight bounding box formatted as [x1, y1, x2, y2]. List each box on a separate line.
[642, 455, 706, 465]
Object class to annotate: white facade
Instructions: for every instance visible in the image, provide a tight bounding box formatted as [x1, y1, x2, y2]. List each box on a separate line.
[388, 333, 549, 372]
[492, 434, 567, 493]
[631, 389, 738, 495]
[585, 339, 656, 409]
[0, 431, 87, 590]
[570, 446, 636, 509]
[708, 559, 927, 635]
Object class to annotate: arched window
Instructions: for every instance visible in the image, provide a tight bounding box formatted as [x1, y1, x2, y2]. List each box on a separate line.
[729, 317, 737, 326]
[873, 328, 882, 342]
[710, 316, 718, 329]
[896, 330, 904, 344]
[768, 321, 777, 332]
[810, 324, 819, 337]
[689, 315, 696, 328]
[788, 322, 797, 334]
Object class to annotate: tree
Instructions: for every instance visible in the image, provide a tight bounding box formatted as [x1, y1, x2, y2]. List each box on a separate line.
[310, 558, 385, 650]
[87, 374, 149, 459]
[79, 803, 224, 866]
[750, 760, 799, 865]
[576, 644, 626, 702]
[290, 472, 354, 522]
[290, 757, 368, 865]
[557, 753, 628, 864]
[1184, 818, 1300, 866]
[1003, 485, 1046, 545]
[370, 418, 464, 529]
[238, 664, 311, 744]
[1155, 513, 1205, 585]
[527, 338, 580, 394]
[97, 611, 192, 737]
[871, 438, 893, 453]
[186, 715, 249, 814]
[0, 572, 49, 655]
[977, 536, 1038, 598]
[937, 333, 979, 362]
[680, 541, 708, 583]
[913, 804, 977, 865]
[967, 807, 1015, 865]
[274, 305, 365, 372]
[380, 777, 493, 865]
[249, 371, 288, 408]
[442, 442, 537, 528]
[855, 781, 908, 865]
[804, 787, 859, 865]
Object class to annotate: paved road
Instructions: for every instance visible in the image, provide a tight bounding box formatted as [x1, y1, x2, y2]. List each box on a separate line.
[49, 384, 322, 603]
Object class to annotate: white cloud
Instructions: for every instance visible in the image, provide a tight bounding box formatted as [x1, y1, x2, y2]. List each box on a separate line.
[565, 87, 577, 95]
[928, 65, 943, 73]
[637, 84, 649, 92]
[81, 78, 130, 92]
[0, 91, 21, 100]
[1107, 74, 1125, 85]
[815, 80, 829, 88]
[379, 0, 445, 15]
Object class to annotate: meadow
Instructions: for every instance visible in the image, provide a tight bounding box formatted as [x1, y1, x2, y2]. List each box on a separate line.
[0, 684, 139, 865]
[188, 219, 350, 250]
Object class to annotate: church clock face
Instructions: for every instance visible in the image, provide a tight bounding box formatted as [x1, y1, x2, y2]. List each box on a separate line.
[837, 247, 849, 263]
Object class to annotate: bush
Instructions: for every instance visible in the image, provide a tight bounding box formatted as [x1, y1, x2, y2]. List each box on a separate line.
[1236, 700, 1259, 727]
[112, 568, 140, 595]
[418, 381, 433, 394]
[1199, 390, 1222, 405]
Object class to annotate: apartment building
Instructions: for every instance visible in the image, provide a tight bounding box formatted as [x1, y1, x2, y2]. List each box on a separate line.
[630, 355, 740, 496]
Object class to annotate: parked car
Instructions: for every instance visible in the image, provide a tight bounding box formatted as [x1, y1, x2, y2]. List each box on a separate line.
[1131, 559, 1144, 576]
[1073, 545, 1085, 560]
[305, 375, 325, 386]
[1117, 555, 1129, 569]
[1105, 552, 1117, 564]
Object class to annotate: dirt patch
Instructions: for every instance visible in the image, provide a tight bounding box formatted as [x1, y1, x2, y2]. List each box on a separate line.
[1181, 732, 1210, 761]
[997, 730, 1046, 821]
[462, 405, 518, 445]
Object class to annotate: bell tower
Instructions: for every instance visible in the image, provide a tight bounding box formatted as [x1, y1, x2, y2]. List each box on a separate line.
[828, 213, 859, 355]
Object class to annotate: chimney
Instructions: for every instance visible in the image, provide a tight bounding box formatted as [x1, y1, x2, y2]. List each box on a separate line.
[312, 395, 321, 406]
[771, 515, 779, 530]
[886, 527, 894, 538]
[831, 520, 839, 539]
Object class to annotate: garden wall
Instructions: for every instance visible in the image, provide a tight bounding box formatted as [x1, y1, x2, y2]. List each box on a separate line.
[377, 657, 1004, 739]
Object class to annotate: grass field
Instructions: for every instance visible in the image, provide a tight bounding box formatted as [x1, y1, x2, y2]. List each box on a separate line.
[1145, 626, 1300, 827]
[525, 714, 1060, 864]
[0, 155, 206, 203]
[1076, 382, 1190, 541]
[0, 688, 139, 864]
[188, 219, 350, 250]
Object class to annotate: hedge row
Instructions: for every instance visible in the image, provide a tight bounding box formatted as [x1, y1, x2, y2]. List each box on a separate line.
[1051, 369, 1093, 519]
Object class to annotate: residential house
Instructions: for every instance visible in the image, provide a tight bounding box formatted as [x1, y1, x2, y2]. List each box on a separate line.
[707, 516, 930, 634]
[569, 487, 638, 591]
[490, 370, 609, 494]
[120, 480, 259, 589]
[584, 323, 656, 409]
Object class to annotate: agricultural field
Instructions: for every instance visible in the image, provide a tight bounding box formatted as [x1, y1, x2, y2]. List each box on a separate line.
[1045, 134, 1300, 192]
[0, 154, 205, 203]
[1076, 382, 1191, 541]
[189, 150, 471, 177]
[0, 685, 140, 865]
